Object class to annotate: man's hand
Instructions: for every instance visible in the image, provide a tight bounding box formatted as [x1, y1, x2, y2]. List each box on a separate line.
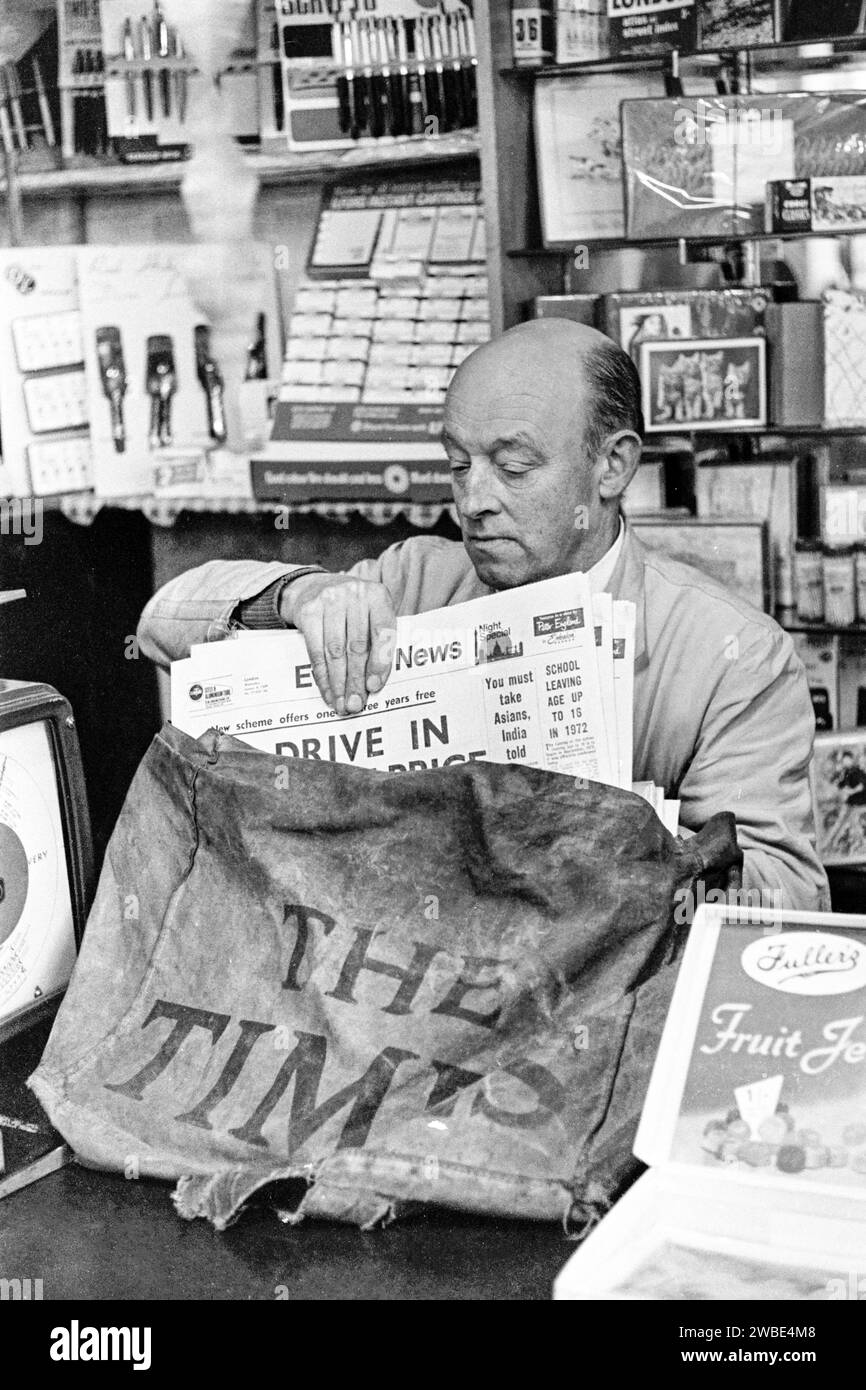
[280, 573, 396, 715]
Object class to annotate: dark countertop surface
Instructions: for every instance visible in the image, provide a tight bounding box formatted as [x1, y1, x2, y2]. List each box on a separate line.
[0, 1161, 570, 1301]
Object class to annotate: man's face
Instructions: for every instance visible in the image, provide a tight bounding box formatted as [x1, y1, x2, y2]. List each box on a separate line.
[442, 342, 605, 589]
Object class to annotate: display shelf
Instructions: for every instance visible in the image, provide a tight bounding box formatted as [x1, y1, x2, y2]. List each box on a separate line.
[5, 132, 480, 201]
[509, 228, 866, 257]
[577, 424, 864, 442]
[24, 492, 457, 530]
[501, 34, 866, 80]
[780, 618, 866, 636]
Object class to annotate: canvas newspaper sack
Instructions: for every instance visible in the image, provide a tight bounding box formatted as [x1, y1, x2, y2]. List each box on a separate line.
[31, 723, 740, 1230]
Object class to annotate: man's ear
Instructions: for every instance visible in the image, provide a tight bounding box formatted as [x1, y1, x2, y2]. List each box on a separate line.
[598, 431, 642, 501]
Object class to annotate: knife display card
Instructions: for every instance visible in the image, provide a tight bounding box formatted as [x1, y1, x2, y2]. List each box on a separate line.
[99, 0, 259, 156]
[76, 241, 280, 498]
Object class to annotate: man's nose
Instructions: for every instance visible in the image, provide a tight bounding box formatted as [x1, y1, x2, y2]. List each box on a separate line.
[458, 458, 501, 518]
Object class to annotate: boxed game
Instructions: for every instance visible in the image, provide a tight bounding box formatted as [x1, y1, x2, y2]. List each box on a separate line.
[531, 294, 599, 326]
[766, 176, 866, 235]
[698, 0, 776, 50]
[793, 631, 840, 732]
[824, 291, 866, 429]
[602, 287, 770, 361]
[765, 178, 813, 234]
[622, 92, 866, 241]
[765, 302, 824, 429]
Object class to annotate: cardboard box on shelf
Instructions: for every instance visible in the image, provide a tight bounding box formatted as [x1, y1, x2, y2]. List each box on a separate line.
[792, 630, 840, 732]
[602, 288, 770, 362]
[765, 302, 824, 429]
[555, 1, 609, 63]
[621, 460, 665, 515]
[822, 483, 866, 546]
[531, 294, 599, 326]
[695, 458, 798, 610]
[839, 636, 866, 731]
[765, 178, 812, 234]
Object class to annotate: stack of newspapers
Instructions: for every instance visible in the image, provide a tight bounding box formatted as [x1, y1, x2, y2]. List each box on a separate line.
[171, 569, 679, 834]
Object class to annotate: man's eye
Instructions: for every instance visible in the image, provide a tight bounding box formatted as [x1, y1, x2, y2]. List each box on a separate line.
[448, 457, 469, 472]
[498, 459, 531, 475]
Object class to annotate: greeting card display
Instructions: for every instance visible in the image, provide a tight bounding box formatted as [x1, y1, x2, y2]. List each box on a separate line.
[0, 249, 93, 497]
[556, 904, 866, 1300]
[631, 517, 770, 611]
[811, 732, 866, 867]
[534, 70, 665, 244]
[639, 337, 767, 433]
[824, 288, 866, 429]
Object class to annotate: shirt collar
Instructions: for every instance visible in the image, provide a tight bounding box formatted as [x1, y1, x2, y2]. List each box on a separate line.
[607, 521, 649, 666]
[586, 517, 625, 595]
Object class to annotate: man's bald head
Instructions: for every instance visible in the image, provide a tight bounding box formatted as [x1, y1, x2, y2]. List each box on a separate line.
[448, 318, 644, 458]
[441, 318, 644, 589]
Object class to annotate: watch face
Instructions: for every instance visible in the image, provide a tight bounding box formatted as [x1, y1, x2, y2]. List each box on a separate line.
[0, 720, 76, 1032]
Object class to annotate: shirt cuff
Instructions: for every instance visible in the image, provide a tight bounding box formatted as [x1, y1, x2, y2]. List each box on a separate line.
[234, 567, 324, 630]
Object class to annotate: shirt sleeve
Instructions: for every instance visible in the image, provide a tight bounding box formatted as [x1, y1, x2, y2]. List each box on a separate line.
[136, 544, 416, 669]
[137, 559, 324, 668]
[677, 625, 830, 913]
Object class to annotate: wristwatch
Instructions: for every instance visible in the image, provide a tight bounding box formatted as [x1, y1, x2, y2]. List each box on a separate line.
[234, 567, 325, 630]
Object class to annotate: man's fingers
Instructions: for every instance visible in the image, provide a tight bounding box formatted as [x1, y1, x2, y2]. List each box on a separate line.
[294, 578, 394, 714]
[321, 591, 348, 714]
[366, 591, 397, 692]
[344, 585, 370, 714]
[298, 606, 334, 709]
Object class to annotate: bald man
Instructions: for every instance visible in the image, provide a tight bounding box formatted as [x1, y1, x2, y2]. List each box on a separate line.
[138, 319, 829, 911]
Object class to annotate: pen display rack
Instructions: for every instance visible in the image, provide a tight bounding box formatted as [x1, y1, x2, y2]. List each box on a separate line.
[57, 0, 107, 159]
[97, 0, 259, 162]
[270, 0, 478, 152]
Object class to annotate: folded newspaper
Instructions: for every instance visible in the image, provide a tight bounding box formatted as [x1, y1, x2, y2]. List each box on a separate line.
[170, 571, 679, 834]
